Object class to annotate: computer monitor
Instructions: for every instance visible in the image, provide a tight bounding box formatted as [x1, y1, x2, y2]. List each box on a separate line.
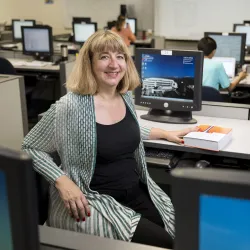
[72, 17, 91, 23]
[0, 147, 39, 250]
[73, 22, 97, 43]
[233, 24, 250, 47]
[135, 48, 203, 124]
[243, 20, 250, 25]
[126, 18, 137, 35]
[12, 19, 35, 42]
[211, 57, 236, 79]
[204, 32, 246, 66]
[172, 168, 250, 250]
[21, 25, 53, 61]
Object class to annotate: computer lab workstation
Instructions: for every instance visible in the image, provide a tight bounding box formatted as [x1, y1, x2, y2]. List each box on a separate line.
[2, 3, 250, 250]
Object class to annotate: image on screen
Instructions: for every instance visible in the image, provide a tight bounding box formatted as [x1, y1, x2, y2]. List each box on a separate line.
[209, 35, 242, 63]
[199, 194, 250, 250]
[74, 23, 96, 42]
[23, 29, 50, 52]
[126, 19, 135, 34]
[13, 21, 34, 39]
[0, 170, 13, 250]
[141, 54, 195, 102]
[235, 26, 250, 46]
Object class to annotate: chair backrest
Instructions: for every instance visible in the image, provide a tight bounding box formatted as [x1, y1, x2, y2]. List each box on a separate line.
[202, 86, 223, 102]
[0, 57, 16, 75]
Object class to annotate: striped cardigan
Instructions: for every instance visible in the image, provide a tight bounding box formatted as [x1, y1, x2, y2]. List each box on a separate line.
[22, 92, 175, 241]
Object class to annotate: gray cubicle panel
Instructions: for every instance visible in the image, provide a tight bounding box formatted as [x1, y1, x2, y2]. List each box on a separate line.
[0, 75, 28, 150]
[59, 59, 75, 96]
[135, 101, 250, 120]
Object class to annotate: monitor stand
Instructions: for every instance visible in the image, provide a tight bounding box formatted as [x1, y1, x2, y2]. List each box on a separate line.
[140, 109, 197, 124]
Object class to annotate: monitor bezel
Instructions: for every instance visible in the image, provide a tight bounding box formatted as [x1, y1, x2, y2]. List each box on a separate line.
[0, 147, 39, 250]
[72, 21, 97, 43]
[172, 168, 250, 250]
[204, 32, 246, 65]
[233, 23, 250, 46]
[72, 17, 91, 23]
[243, 20, 250, 25]
[21, 25, 54, 57]
[126, 17, 137, 36]
[12, 19, 36, 42]
[134, 48, 203, 112]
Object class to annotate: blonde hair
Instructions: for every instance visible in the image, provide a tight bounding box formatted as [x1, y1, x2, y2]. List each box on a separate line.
[66, 30, 140, 95]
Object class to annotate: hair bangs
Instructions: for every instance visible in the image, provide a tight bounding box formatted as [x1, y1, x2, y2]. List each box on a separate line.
[90, 33, 127, 57]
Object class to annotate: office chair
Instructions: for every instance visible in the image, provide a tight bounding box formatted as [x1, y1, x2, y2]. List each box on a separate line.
[0, 57, 16, 75]
[202, 86, 224, 102]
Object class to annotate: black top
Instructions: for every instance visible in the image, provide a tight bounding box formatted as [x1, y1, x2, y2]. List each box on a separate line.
[90, 105, 141, 201]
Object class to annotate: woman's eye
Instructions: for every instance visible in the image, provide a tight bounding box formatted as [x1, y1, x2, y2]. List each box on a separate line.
[100, 55, 109, 60]
[117, 55, 125, 59]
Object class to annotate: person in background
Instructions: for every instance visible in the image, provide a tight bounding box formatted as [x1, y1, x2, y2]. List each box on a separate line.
[22, 30, 197, 249]
[112, 15, 136, 46]
[197, 37, 247, 92]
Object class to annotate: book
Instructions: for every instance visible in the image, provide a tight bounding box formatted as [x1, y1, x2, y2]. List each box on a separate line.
[183, 125, 232, 151]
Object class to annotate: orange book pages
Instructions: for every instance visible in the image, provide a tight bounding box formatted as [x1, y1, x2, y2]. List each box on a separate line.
[197, 125, 232, 134]
[207, 126, 232, 134]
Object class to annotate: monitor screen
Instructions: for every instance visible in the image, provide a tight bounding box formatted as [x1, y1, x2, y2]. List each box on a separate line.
[135, 49, 203, 124]
[199, 194, 250, 250]
[0, 170, 13, 250]
[205, 33, 245, 65]
[234, 25, 250, 46]
[73, 23, 97, 43]
[23, 28, 50, 52]
[126, 18, 136, 34]
[141, 53, 195, 102]
[12, 20, 35, 40]
[211, 57, 236, 78]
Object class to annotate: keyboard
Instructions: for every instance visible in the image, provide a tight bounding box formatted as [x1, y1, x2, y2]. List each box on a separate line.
[145, 147, 177, 169]
[8, 59, 53, 67]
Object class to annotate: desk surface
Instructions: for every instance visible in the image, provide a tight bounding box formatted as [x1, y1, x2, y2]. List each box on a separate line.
[137, 110, 250, 160]
[39, 226, 166, 250]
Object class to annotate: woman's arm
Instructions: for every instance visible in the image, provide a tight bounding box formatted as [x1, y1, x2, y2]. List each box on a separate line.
[22, 104, 65, 185]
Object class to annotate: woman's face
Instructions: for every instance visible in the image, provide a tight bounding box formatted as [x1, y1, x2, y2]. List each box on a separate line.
[92, 51, 127, 89]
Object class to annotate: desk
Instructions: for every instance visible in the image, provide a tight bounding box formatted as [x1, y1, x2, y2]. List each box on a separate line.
[137, 110, 250, 160]
[39, 226, 167, 250]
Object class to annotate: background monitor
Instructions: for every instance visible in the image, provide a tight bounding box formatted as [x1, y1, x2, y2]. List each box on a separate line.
[21, 25, 53, 60]
[172, 168, 250, 250]
[73, 22, 97, 43]
[72, 17, 91, 23]
[243, 20, 250, 25]
[0, 147, 39, 250]
[204, 32, 246, 66]
[12, 19, 35, 42]
[135, 48, 203, 124]
[126, 18, 137, 35]
[233, 24, 250, 46]
[211, 57, 236, 79]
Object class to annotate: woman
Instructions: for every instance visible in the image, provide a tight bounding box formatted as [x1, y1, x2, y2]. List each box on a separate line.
[22, 30, 196, 248]
[111, 15, 136, 46]
[197, 37, 247, 92]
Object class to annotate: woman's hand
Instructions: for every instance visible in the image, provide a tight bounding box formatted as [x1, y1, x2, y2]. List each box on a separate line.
[164, 127, 199, 144]
[149, 126, 199, 144]
[55, 175, 90, 221]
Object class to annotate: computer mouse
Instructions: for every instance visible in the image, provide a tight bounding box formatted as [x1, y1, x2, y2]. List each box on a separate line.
[195, 160, 210, 169]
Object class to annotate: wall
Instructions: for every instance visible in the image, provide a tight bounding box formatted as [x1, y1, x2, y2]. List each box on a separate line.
[62, 0, 154, 30]
[155, 0, 250, 40]
[0, 0, 154, 35]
